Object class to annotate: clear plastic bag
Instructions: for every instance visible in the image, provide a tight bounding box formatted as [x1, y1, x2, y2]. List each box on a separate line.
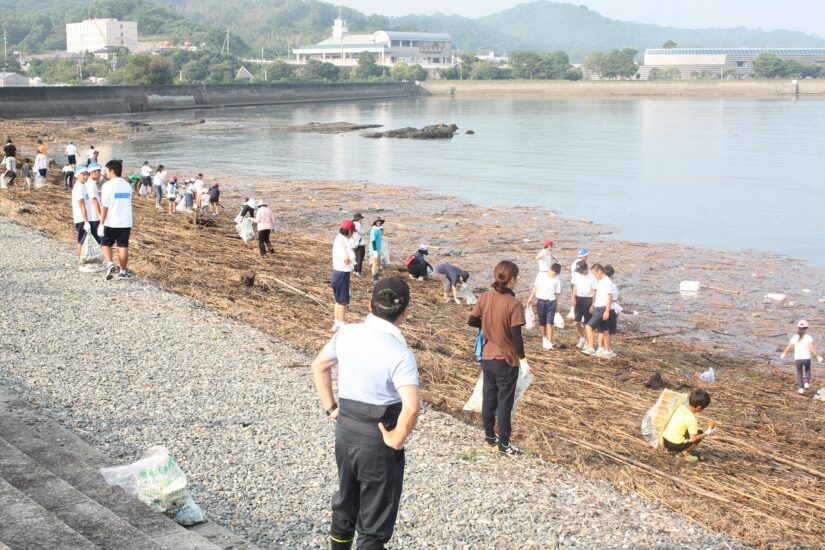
[462, 363, 533, 424]
[175, 199, 186, 213]
[139, 185, 149, 197]
[553, 312, 565, 329]
[379, 237, 391, 268]
[236, 217, 255, 242]
[640, 389, 688, 448]
[463, 373, 484, 412]
[100, 446, 193, 519]
[175, 496, 206, 526]
[524, 306, 536, 330]
[699, 367, 716, 383]
[566, 305, 575, 320]
[458, 283, 477, 305]
[79, 233, 103, 265]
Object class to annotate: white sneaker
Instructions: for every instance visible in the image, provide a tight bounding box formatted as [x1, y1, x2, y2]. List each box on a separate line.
[595, 348, 608, 358]
[576, 337, 585, 349]
[582, 345, 596, 356]
[804, 382, 810, 389]
[547, 342, 554, 350]
[604, 350, 616, 358]
[798, 388, 805, 394]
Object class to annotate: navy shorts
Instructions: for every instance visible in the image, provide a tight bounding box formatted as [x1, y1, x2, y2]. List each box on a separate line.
[331, 270, 351, 306]
[75, 221, 100, 245]
[536, 299, 557, 326]
[67, 155, 76, 165]
[574, 296, 593, 324]
[100, 226, 131, 248]
[608, 310, 618, 335]
[587, 306, 609, 332]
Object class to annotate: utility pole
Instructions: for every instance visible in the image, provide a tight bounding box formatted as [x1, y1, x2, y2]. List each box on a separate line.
[3, 29, 7, 64]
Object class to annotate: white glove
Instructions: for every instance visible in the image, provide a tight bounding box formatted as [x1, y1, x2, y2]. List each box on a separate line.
[818, 356, 823, 363]
[83, 222, 91, 233]
[780, 353, 786, 360]
[519, 358, 529, 370]
[454, 297, 460, 305]
[705, 427, 716, 436]
[97, 224, 105, 238]
[371, 251, 378, 259]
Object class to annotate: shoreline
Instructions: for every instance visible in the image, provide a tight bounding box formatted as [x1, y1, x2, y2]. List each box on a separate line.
[1, 175, 823, 547]
[421, 79, 825, 97]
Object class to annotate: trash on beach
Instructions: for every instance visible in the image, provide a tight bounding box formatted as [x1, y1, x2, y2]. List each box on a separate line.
[814, 389, 825, 402]
[79, 233, 103, 265]
[764, 293, 786, 302]
[679, 280, 701, 292]
[379, 238, 391, 268]
[802, 289, 811, 294]
[554, 312, 565, 329]
[100, 446, 206, 526]
[236, 217, 255, 242]
[641, 389, 688, 449]
[138, 185, 149, 198]
[566, 305, 575, 320]
[699, 367, 716, 383]
[524, 305, 536, 330]
[458, 283, 477, 305]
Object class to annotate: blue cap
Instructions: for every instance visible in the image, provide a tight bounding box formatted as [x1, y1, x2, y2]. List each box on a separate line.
[577, 248, 589, 257]
[87, 162, 102, 171]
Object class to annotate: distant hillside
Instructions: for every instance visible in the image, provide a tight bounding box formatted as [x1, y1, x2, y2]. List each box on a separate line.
[0, 0, 248, 54]
[4, 0, 825, 60]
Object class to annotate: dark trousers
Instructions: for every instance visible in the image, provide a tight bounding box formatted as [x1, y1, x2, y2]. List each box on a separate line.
[63, 171, 73, 189]
[353, 245, 366, 274]
[331, 441, 405, 550]
[258, 229, 272, 256]
[796, 359, 812, 388]
[407, 260, 429, 279]
[481, 359, 519, 446]
[240, 205, 255, 218]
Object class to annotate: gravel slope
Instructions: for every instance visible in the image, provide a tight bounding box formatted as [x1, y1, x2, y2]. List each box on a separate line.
[0, 218, 744, 549]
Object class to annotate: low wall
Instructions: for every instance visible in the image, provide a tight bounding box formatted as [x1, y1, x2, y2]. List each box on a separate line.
[421, 79, 825, 97]
[0, 82, 418, 118]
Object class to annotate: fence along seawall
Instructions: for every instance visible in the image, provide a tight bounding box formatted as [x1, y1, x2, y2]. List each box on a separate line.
[0, 82, 418, 118]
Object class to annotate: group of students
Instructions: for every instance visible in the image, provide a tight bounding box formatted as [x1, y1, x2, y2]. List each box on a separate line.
[2, 137, 50, 191]
[69, 158, 134, 281]
[131, 162, 222, 216]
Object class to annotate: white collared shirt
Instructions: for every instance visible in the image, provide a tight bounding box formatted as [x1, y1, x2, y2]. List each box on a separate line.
[323, 314, 418, 406]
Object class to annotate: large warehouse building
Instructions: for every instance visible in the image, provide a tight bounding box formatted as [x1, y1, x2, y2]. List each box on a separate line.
[292, 18, 454, 70]
[638, 48, 825, 79]
[66, 18, 139, 54]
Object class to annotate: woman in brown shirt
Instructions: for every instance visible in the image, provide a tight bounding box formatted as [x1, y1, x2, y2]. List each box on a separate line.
[468, 260, 528, 456]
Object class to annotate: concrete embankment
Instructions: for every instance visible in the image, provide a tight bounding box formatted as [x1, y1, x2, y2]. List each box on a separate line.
[0, 82, 417, 118]
[422, 79, 825, 97]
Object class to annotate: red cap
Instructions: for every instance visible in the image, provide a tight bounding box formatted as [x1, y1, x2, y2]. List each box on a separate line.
[544, 240, 554, 248]
[341, 220, 356, 232]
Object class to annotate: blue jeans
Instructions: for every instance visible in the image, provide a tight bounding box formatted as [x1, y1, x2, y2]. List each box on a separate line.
[154, 185, 163, 207]
[796, 359, 812, 388]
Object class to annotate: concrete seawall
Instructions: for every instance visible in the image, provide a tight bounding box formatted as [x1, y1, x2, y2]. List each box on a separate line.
[422, 79, 825, 97]
[0, 82, 417, 118]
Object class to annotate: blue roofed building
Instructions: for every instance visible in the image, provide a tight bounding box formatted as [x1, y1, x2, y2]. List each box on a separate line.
[292, 18, 454, 72]
[638, 48, 825, 79]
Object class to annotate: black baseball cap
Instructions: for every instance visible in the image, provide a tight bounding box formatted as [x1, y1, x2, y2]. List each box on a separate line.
[372, 277, 410, 308]
[353, 213, 364, 221]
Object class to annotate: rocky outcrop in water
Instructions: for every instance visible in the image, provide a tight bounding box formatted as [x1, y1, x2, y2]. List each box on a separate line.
[287, 122, 383, 134]
[363, 123, 458, 139]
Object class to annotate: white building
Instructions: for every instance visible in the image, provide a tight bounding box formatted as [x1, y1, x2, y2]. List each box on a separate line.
[292, 18, 454, 70]
[66, 19, 138, 54]
[638, 48, 825, 80]
[0, 72, 32, 87]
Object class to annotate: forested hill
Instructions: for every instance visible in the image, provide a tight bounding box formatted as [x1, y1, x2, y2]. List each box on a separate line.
[4, 0, 825, 60]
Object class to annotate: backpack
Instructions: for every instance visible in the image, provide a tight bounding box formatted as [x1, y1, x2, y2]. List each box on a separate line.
[404, 253, 416, 267]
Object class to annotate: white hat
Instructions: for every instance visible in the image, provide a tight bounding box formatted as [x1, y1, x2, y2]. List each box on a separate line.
[798, 320, 809, 328]
[75, 165, 89, 175]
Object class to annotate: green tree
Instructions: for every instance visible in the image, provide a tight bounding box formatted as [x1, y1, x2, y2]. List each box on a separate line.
[352, 51, 382, 80]
[753, 53, 785, 79]
[108, 53, 173, 85]
[470, 59, 499, 80]
[584, 51, 608, 78]
[661, 40, 678, 49]
[457, 53, 478, 80]
[722, 68, 738, 79]
[602, 48, 638, 79]
[265, 60, 294, 81]
[406, 64, 427, 82]
[299, 59, 339, 81]
[437, 66, 461, 80]
[510, 51, 543, 79]
[390, 61, 410, 80]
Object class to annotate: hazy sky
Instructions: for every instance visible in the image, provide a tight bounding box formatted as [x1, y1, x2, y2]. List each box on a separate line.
[341, 1, 825, 38]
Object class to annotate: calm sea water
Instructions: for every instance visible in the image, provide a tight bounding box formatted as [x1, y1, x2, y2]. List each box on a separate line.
[113, 97, 825, 265]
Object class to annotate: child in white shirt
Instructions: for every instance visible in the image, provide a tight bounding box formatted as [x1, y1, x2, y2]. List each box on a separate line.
[528, 263, 562, 349]
[781, 320, 822, 394]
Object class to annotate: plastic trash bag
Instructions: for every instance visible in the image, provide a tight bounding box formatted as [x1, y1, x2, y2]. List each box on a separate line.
[814, 388, 825, 402]
[79, 233, 103, 265]
[699, 367, 716, 383]
[641, 389, 688, 448]
[236, 217, 255, 242]
[175, 199, 186, 213]
[462, 362, 533, 424]
[566, 305, 575, 320]
[234, 213, 243, 224]
[679, 280, 701, 292]
[100, 446, 204, 525]
[0, 176, 7, 189]
[474, 328, 483, 362]
[379, 238, 391, 268]
[33, 175, 45, 189]
[175, 496, 207, 526]
[524, 306, 536, 330]
[458, 283, 477, 305]
[554, 312, 565, 329]
[139, 185, 149, 197]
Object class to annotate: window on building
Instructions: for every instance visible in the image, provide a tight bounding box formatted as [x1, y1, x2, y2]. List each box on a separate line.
[736, 61, 745, 67]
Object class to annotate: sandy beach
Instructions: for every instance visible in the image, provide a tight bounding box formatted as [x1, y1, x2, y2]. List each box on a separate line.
[1, 117, 823, 548]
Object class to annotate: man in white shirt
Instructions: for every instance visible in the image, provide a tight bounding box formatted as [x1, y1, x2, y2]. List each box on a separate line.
[332, 220, 356, 330]
[139, 161, 152, 191]
[70, 166, 97, 259]
[535, 239, 554, 273]
[85, 163, 104, 223]
[152, 165, 167, 209]
[97, 160, 134, 280]
[65, 141, 78, 168]
[193, 174, 205, 210]
[311, 278, 419, 550]
[584, 263, 613, 357]
[85, 146, 95, 164]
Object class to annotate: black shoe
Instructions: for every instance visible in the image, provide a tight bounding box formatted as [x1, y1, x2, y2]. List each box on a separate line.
[483, 436, 499, 450]
[498, 442, 523, 456]
[105, 263, 117, 281]
[118, 270, 132, 280]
